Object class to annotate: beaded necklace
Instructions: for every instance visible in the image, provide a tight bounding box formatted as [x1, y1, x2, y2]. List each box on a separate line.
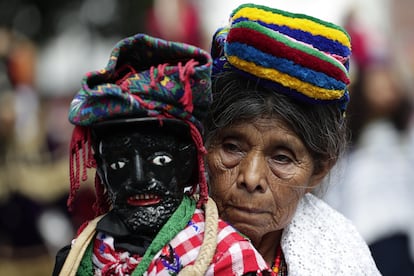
[272, 245, 287, 275]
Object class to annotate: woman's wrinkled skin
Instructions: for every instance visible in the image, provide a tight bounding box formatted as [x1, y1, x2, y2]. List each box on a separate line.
[207, 117, 330, 263]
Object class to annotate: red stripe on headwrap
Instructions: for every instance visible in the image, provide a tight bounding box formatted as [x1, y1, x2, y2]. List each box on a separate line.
[228, 27, 349, 84]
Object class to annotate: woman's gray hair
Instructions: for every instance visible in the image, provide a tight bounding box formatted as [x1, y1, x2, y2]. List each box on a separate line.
[204, 71, 349, 173]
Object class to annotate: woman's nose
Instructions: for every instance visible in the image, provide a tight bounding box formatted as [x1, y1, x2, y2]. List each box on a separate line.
[237, 152, 267, 193]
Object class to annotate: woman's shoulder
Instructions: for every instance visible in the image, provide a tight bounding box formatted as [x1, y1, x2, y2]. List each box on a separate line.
[210, 218, 271, 275]
[281, 193, 381, 275]
[186, 207, 271, 275]
[286, 193, 366, 246]
[301, 193, 355, 226]
[192, 207, 266, 258]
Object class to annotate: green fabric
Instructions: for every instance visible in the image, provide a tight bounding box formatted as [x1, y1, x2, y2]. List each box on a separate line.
[132, 195, 195, 275]
[77, 242, 93, 276]
[76, 195, 196, 275]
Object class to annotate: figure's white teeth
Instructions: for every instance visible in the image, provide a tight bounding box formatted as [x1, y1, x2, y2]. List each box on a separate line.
[128, 194, 161, 206]
[133, 194, 157, 200]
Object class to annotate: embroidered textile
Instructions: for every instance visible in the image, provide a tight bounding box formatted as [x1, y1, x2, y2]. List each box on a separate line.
[281, 193, 381, 275]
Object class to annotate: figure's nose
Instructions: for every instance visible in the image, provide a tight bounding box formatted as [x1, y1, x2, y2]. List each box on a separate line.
[237, 152, 268, 193]
[132, 152, 145, 182]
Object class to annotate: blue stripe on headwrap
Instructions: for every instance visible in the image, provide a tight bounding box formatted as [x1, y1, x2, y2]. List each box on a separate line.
[233, 17, 351, 57]
[226, 42, 347, 90]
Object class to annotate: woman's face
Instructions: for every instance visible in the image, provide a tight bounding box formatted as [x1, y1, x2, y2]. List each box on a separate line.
[207, 118, 327, 244]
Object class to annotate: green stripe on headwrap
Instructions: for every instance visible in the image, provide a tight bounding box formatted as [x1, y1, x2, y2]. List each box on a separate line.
[231, 20, 348, 75]
[211, 3, 351, 110]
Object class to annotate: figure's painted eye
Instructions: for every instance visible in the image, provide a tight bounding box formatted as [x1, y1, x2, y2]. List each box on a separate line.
[110, 161, 126, 170]
[152, 155, 172, 166]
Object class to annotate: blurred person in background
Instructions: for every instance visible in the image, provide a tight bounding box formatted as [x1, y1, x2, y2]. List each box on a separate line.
[145, 0, 203, 48]
[324, 12, 414, 275]
[0, 29, 75, 275]
[6, 33, 40, 156]
[0, 30, 50, 272]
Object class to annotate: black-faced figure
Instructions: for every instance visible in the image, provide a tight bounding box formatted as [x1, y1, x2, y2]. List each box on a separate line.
[92, 119, 196, 239]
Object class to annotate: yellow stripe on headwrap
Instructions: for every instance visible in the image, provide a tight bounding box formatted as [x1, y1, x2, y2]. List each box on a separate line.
[232, 6, 351, 48]
[227, 55, 345, 100]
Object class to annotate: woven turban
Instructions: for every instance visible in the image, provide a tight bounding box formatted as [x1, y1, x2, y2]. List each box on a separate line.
[67, 34, 212, 213]
[211, 3, 352, 109]
[69, 34, 212, 132]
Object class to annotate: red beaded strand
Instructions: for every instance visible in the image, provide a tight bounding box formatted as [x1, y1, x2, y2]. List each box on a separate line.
[272, 245, 282, 273]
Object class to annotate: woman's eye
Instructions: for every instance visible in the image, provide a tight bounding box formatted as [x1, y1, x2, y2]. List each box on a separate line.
[152, 155, 172, 166]
[272, 154, 293, 164]
[110, 161, 126, 170]
[222, 142, 240, 153]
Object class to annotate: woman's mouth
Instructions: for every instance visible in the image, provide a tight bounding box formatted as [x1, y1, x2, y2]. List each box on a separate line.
[234, 206, 267, 214]
[127, 194, 162, 206]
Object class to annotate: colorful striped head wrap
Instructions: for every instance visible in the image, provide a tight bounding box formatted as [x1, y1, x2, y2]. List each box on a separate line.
[211, 3, 352, 111]
[67, 33, 212, 213]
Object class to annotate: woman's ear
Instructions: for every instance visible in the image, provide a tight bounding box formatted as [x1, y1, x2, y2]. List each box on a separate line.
[306, 159, 336, 193]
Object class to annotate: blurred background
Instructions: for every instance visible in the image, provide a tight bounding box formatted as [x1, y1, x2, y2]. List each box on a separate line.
[0, 0, 413, 275]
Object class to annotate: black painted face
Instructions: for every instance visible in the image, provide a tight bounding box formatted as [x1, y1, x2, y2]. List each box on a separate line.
[94, 127, 196, 236]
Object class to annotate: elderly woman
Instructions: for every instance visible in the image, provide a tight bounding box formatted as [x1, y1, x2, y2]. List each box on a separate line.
[204, 3, 381, 275]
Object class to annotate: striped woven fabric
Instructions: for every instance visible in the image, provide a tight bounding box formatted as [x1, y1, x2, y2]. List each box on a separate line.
[212, 3, 352, 106]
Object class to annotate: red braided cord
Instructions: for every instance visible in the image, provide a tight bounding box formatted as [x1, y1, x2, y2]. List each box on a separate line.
[68, 126, 85, 211]
[81, 132, 88, 182]
[68, 126, 99, 213]
[187, 122, 208, 208]
[150, 63, 168, 88]
[178, 59, 199, 113]
[116, 64, 138, 93]
[155, 113, 208, 208]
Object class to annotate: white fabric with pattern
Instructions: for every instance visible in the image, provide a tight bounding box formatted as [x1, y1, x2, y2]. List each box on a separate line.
[281, 193, 381, 275]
